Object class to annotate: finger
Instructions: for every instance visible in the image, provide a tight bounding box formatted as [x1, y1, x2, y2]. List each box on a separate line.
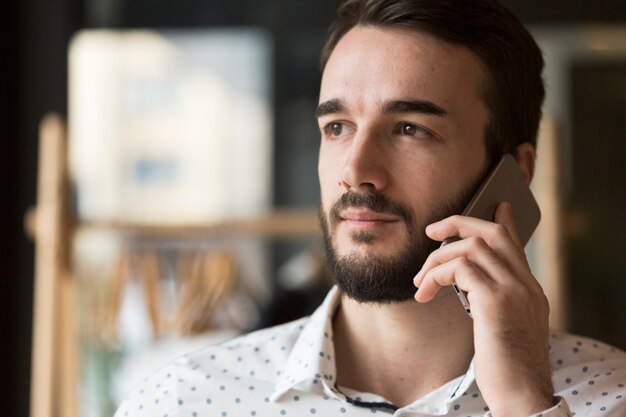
[425, 215, 524, 265]
[415, 256, 494, 302]
[427, 215, 511, 245]
[414, 235, 512, 288]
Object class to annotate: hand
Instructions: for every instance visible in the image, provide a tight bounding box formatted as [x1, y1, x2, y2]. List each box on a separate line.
[413, 202, 555, 417]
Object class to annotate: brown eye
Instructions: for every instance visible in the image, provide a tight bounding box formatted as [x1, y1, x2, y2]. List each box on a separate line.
[330, 122, 343, 136]
[398, 122, 432, 139]
[321, 121, 354, 140]
[401, 123, 417, 136]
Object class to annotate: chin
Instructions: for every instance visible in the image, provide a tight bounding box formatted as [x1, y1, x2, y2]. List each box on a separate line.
[337, 236, 401, 258]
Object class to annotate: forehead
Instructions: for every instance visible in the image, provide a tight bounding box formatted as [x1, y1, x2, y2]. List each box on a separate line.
[319, 25, 489, 117]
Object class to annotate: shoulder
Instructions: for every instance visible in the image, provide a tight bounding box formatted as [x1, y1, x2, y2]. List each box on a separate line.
[177, 316, 310, 378]
[550, 330, 626, 416]
[114, 316, 311, 417]
[549, 330, 626, 369]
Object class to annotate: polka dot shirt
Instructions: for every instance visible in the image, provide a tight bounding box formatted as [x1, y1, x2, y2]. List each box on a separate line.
[115, 287, 626, 417]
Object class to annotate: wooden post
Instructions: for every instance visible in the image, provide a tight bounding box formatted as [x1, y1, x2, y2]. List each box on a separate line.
[534, 115, 568, 331]
[28, 114, 75, 417]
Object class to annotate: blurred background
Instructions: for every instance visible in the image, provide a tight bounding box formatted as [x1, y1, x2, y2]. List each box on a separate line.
[1, 1, 625, 417]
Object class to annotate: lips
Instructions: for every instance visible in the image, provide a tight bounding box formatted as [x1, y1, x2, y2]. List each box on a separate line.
[328, 190, 413, 229]
[340, 209, 399, 223]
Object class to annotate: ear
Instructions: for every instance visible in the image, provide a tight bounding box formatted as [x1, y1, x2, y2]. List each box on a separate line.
[513, 142, 535, 184]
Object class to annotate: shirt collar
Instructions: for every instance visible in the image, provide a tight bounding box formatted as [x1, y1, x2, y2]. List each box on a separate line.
[402, 361, 476, 415]
[270, 286, 477, 414]
[271, 286, 341, 401]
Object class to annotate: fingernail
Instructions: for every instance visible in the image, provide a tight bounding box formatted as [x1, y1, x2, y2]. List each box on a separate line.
[414, 267, 426, 288]
[413, 273, 421, 286]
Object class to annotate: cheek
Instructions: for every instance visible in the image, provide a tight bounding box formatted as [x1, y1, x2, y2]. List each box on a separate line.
[320, 187, 340, 216]
[392, 158, 460, 213]
[318, 146, 342, 205]
[393, 157, 440, 192]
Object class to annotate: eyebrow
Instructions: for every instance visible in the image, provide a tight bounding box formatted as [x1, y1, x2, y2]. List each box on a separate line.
[382, 100, 447, 116]
[315, 99, 346, 118]
[315, 98, 447, 118]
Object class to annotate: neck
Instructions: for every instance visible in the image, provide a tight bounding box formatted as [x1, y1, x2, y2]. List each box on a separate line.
[332, 287, 474, 407]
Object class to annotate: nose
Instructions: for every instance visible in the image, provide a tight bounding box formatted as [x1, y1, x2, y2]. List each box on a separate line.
[340, 130, 388, 192]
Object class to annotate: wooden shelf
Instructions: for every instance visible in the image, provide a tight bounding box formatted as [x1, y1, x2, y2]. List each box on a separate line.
[74, 208, 321, 238]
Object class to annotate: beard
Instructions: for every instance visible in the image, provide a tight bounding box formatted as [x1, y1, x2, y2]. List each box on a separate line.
[320, 174, 486, 304]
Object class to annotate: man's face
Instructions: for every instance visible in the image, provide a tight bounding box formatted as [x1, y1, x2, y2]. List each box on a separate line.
[317, 26, 491, 303]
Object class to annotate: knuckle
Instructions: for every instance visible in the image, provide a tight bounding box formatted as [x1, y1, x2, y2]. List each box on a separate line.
[449, 214, 464, 223]
[542, 294, 551, 315]
[534, 289, 550, 310]
[491, 223, 510, 240]
[467, 236, 488, 251]
[455, 256, 473, 270]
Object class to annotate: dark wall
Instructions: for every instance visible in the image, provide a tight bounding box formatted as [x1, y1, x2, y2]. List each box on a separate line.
[505, 0, 626, 23]
[2, 1, 626, 416]
[2, 0, 79, 415]
[1, 0, 26, 413]
[568, 62, 626, 349]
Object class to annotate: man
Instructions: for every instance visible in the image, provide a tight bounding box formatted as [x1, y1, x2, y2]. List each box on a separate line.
[115, 1, 626, 416]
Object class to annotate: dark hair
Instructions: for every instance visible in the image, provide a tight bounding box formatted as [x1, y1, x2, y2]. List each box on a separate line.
[320, 0, 545, 164]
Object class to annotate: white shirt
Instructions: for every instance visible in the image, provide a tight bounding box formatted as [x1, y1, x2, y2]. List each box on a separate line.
[115, 287, 626, 417]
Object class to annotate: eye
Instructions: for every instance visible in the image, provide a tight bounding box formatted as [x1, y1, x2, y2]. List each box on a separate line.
[322, 121, 353, 139]
[397, 122, 433, 139]
[402, 123, 418, 136]
[329, 122, 343, 136]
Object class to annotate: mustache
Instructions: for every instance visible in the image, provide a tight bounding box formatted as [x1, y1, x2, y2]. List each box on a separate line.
[329, 190, 413, 225]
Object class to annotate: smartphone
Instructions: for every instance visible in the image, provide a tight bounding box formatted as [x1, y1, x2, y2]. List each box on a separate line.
[443, 153, 541, 317]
